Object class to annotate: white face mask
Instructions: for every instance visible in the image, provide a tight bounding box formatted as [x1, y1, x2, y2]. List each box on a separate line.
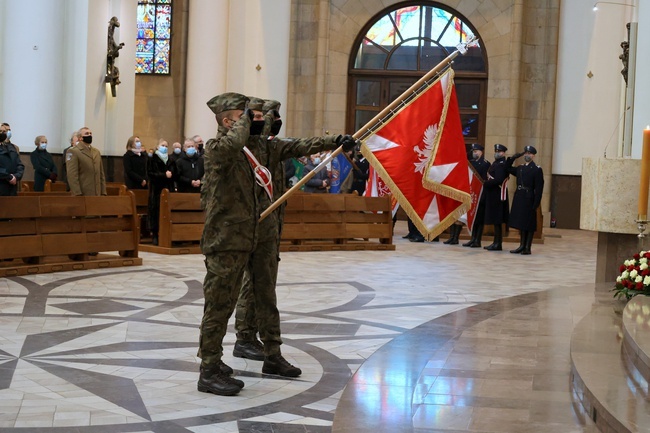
[312, 157, 321, 165]
[39, 143, 47, 150]
[135, 141, 142, 149]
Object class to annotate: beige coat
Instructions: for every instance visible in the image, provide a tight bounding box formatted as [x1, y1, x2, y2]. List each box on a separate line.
[66, 143, 106, 196]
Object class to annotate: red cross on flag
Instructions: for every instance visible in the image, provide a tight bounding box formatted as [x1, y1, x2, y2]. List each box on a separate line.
[361, 68, 471, 240]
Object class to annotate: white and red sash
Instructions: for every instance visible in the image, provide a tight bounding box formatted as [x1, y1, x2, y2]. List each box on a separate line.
[243, 146, 273, 201]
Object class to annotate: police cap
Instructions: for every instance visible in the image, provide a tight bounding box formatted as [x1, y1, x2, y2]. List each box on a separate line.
[247, 97, 265, 111]
[524, 145, 537, 154]
[471, 143, 484, 151]
[494, 143, 508, 152]
[206, 92, 249, 115]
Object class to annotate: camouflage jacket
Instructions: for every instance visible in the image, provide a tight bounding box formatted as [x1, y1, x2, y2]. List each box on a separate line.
[200, 114, 259, 254]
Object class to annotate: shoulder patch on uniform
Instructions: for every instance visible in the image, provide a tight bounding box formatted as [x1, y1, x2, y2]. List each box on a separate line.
[66, 152, 73, 161]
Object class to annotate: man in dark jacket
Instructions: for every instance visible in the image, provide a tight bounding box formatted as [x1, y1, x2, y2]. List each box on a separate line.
[463, 144, 491, 247]
[0, 128, 24, 196]
[483, 144, 511, 251]
[508, 145, 544, 255]
[30, 135, 58, 191]
[175, 139, 204, 193]
[303, 153, 330, 193]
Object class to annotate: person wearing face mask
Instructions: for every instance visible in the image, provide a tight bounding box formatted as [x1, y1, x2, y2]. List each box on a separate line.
[191, 135, 205, 157]
[482, 143, 510, 251]
[66, 127, 106, 196]
[147, 139, 175, 246]
[0, 127, 24, 196]
[175, 138, 204, 193]
[30, 135, 58, 192]
[122, 136, 148, 189]
[0, 123, 19, 152]
[196, 93, 356, 396]
[60, 131, 79, 190]
[169, 141, 183, 164]
[507, 146, 544, 255]
[462, 143, 491, 247]
[302, 153, 330, 193]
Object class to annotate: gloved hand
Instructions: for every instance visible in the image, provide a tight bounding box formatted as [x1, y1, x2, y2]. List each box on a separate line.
[512, 152, 524, 159]
[49, 173, 57, 181]
[337, 134, 358, 152]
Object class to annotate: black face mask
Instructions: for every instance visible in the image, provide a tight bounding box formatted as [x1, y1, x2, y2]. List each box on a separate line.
[270, 119, 283, 136]
[249, 120, 265, 136]
[0, 133, 6, 142]
[82, 135, 93, 144]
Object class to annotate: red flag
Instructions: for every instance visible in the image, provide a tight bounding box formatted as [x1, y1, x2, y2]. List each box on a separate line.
[459, 166, 484, 235]
[365, 165, 399, 217]
[361, 69, 471, 240]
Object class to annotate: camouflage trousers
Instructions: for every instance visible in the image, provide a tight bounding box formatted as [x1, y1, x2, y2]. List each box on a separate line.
[197, 251, 249, 368]
[234, 239, 282, 356]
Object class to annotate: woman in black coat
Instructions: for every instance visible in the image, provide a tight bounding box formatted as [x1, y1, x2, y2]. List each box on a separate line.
[122, 135, 148, 189]
[30, 135, 57, 192]
[147, 139, 175, 245]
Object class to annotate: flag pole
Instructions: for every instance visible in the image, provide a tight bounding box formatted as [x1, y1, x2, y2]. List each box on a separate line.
[260, 36, 478, 221]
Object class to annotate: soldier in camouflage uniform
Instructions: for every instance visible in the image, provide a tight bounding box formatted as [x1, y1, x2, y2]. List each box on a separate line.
[198, 92, 357, 396]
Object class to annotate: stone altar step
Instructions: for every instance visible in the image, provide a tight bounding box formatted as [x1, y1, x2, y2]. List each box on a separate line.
[571, 296, 650, 432]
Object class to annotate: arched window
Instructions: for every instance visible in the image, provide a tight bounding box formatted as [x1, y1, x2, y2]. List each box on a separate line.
[136, 0, 172, 74]
[348, 2, 487, 147]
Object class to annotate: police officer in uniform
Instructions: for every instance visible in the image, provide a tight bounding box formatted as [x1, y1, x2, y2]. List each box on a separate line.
[508, 145, 544, 255]
[483, 144, 510, 251]
[463, 144, 490, 247]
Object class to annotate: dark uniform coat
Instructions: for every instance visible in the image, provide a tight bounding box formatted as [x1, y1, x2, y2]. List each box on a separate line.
[303, 161, 330, 193]
[351, 157, 370, 196]
[0, 142, 24, 196]
[147, 153, 175, 234]
[175, 153, 204, 193]
[483, 156, 509, 225]
[65, 143, 106, 196]
[508, 161, 544, 232]
[30, 148, 58, 192]
[470, 157, 491, 229]
[122, 150, 148, 189]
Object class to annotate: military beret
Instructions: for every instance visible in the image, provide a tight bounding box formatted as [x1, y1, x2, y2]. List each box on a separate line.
[206, 92, 249, 115]
[524, 145, 537, 155]
[494, 143, 508, 152]
[470, 143, 484, 151]
[248, 97, 265, 111]
[263, 99, 281, 113]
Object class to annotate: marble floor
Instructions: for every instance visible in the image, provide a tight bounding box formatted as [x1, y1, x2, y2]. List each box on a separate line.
[0, 223, 604, 432]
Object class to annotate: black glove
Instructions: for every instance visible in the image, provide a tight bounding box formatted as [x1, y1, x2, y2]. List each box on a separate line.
[337, 134, 358, 152]
[512, 152, 524, 159]
[49, 173, 57, 181]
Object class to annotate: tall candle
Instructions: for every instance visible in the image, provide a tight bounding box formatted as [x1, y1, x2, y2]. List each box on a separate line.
[639, 126, 650, 219]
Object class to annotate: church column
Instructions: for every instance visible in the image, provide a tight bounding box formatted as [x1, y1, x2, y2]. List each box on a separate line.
[183, 0, 230, 141]
[0, 0, 66, 152]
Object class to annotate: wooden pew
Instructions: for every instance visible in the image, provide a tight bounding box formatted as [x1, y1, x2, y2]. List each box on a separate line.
[0, 195, 142, 277]
[140, 190, 396, 254]
[20, 180, 34, 192]
[119, 185, 150, 239]
[280, 193, 395, 251]
[44, 179, 68, 192]
[139, 189, 203, 254]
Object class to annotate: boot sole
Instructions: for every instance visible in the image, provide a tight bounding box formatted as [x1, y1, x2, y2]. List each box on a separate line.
[233, 348, 265, 361]
[197, 382, 241, 396]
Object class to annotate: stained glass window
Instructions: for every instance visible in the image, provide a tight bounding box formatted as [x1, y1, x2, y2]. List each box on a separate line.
[136, 0, 172, 74]
[354, 4, 483, 72]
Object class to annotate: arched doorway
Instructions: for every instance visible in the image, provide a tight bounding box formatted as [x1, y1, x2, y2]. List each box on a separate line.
[347, 1, 488, 148]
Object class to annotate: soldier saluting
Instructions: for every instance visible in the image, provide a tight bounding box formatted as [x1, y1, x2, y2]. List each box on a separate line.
[507, 145, 544, 255]
[482, 144, 510, 251]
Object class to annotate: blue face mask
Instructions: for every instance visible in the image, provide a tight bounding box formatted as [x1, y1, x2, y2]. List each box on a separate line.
[39, 143, 47, 150]
[174, 147, 181, 154]
[312, 157, 321, 165]
[135, 141, 142, 149]
[186, 147, 196, 157]
[158, 146, 168, 155]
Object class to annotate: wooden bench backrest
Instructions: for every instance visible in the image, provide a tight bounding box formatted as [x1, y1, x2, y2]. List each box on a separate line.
[282, 193, 393, 243]
[158, 189, 204, 247]
[44, 179, 68, 192]
[21, 180, 34, 192]
[119, 185, 149, 214]
[0, 195, 139, 260]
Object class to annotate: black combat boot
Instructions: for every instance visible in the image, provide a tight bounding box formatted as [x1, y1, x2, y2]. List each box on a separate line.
[197, 365, 244, 396]
[233, 339, 265, 361]
[469, 224, 484, 248]
[444, 225, 461, 245]
[262, 354, 302, 377]
[485, 224, 502, 251]
[510, 231, 526, 254]
[522, 231, 534, 255]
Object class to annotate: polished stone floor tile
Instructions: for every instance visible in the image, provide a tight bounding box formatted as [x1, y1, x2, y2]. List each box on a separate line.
[0, 226, 607, 432]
